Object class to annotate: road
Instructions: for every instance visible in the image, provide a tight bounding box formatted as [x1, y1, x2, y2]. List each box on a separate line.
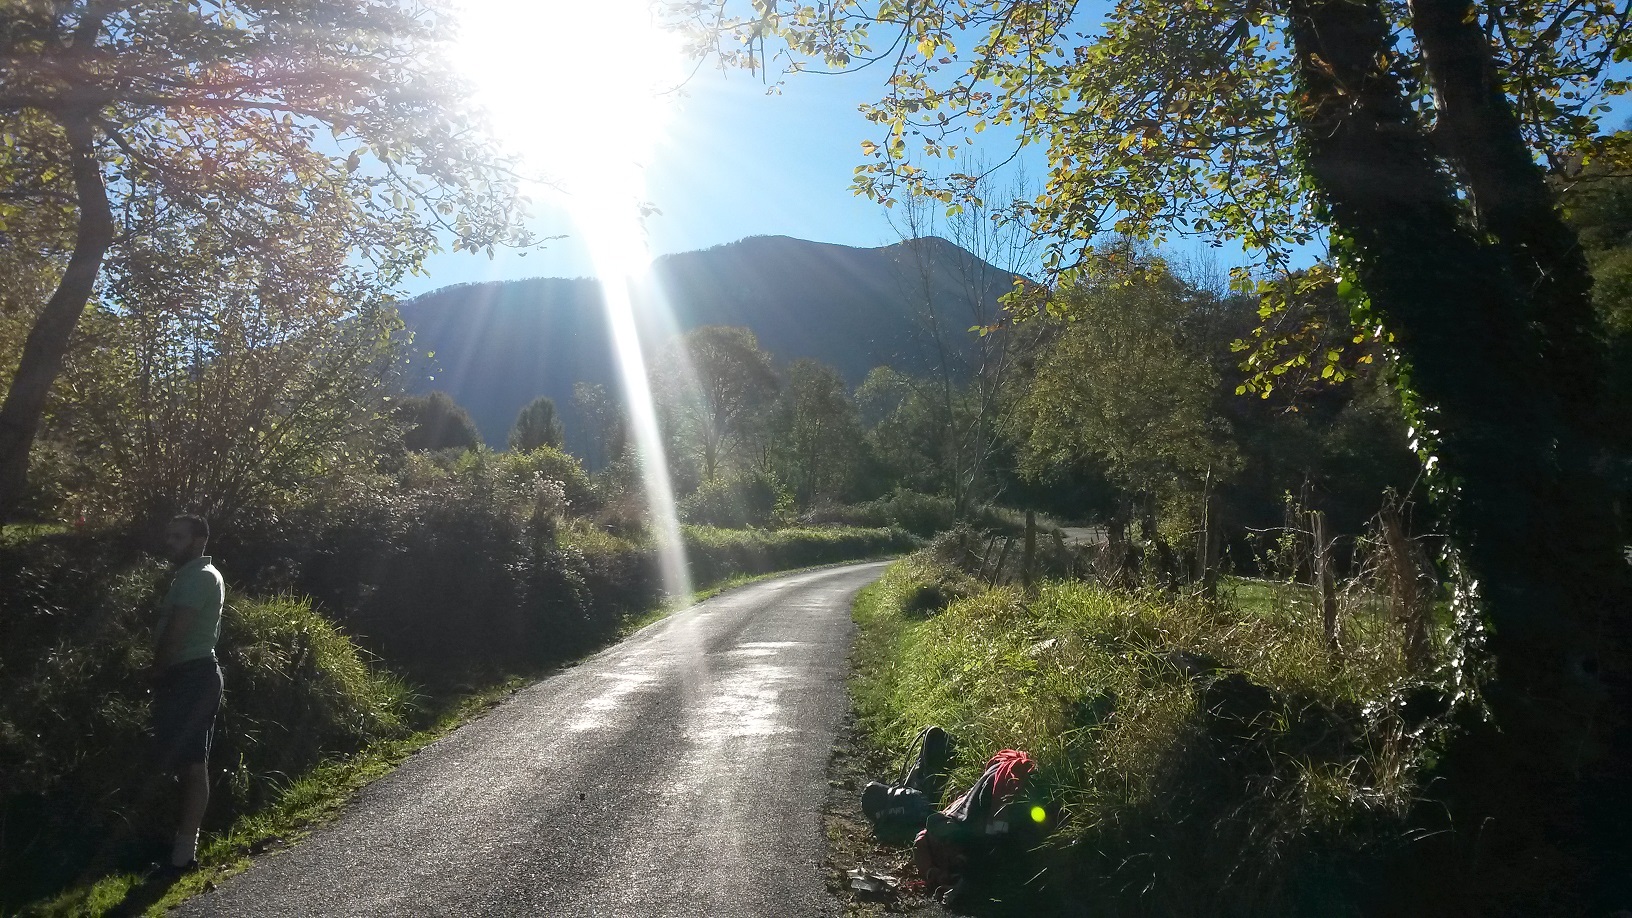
[179, 561, 889, 917]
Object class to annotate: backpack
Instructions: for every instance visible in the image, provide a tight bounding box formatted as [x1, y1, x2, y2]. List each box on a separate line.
[860, 725, 955, 844]
[914, 749, 1036, 892]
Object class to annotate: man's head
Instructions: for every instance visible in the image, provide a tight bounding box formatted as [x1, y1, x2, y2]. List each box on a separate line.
[164, 514, 209, 565]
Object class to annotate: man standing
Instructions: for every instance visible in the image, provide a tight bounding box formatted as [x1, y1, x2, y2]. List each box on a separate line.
[151, 514, 225, 872]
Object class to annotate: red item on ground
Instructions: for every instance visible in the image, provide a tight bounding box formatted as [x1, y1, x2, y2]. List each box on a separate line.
[912, 749, 1035, 893]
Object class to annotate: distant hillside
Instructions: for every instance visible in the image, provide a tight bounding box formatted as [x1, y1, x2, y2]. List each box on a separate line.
[395, 235, 1016, 452]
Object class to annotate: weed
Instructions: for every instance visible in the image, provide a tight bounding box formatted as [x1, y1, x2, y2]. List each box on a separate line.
[848, 553, 1438, 916]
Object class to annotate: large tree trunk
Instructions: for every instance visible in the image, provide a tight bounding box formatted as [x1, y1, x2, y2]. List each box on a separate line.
[0, 114, 112, 521]
[1410, 0, 1605, 430]
[1286, 0, 1631, 905]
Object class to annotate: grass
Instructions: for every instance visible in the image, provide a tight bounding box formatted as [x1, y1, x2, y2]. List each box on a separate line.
[27, 676, 531, 917]
[0, 521, 71, 545]
[846, 552, 1432, 916]
[617, 555, 902, 639]
[22, 536, 906, 917]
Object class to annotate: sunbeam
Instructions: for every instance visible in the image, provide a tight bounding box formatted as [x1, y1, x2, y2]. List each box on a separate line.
[451, 0, 693, 598]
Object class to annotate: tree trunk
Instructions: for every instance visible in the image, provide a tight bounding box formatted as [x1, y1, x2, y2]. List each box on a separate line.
[0, 114, 112, 522]
[1410, 0, 1604, 431]
[1286, 0, 1631, 903]
[1197, 469, 1220, 599]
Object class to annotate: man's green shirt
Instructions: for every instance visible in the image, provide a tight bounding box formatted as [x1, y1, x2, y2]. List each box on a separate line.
[158, 555, 225, 665]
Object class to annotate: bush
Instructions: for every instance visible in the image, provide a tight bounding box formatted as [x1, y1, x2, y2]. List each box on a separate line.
[851, 552, 1429, 916]
[679, 468, 792, 528]
[802, 489, 1023, 537]
[0, 532, 407, 910]
[215, 596, 411, 812]
[682, 525, 918, 586]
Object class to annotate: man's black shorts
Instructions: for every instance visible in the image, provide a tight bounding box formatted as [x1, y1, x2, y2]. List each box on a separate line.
[151, 658, 223, 772]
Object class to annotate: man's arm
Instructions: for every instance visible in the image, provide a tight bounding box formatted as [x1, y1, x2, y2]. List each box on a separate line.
[153, 601, 199, 672]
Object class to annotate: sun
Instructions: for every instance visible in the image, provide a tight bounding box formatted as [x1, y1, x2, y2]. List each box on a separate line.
[448, 0, 686, 226]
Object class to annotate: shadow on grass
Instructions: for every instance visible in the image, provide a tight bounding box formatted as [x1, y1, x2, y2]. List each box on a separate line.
[103, 870, 186, 918]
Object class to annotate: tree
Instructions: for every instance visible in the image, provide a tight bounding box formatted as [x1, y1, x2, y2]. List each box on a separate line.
[678, 0, 1632, 900]
[49, 197, 402, 528]
[1008, 260, 1241, 586]
[657, 326, 779, 482]
[1010, 264, 1238, 515]
[508, 396, 565, 453]
[572, 381, 627, 469]
[0, 0, 527, 519]
[769, 359, 864, 506]
[885, 167, 1041, 514]
[397, 391, 481, 453]
[854, 364, 968, 496]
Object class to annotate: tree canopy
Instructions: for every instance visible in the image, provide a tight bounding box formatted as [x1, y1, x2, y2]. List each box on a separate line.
[397, 391, 481, 454]
[0, 0, 529, 518]
[509, 396, 565, 453]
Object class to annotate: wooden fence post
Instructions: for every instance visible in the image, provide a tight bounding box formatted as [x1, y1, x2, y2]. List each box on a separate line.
[1310, 509, 1340, 654]
[1023, 510, 1037, 592]
[1381, 498, 1430, 670]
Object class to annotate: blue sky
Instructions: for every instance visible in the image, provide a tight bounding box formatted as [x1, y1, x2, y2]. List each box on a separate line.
[403, 10, 1631, 303]
[402, 65, 919, 296]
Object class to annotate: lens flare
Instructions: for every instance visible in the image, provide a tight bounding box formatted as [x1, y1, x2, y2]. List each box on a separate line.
[451, 1, 693, 599]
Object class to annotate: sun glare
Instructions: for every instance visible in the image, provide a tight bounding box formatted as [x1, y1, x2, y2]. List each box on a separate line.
[452, 1, 694, 599]
[450, 0, 685, 230]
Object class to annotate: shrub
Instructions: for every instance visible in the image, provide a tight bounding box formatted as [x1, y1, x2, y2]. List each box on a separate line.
[852, 552, 1429, 916]
[802, 489, 1021, 537]
[215, 596, 410, 812]
[682, 525, 918, 586]
[0, 532, 407, 910]
[679, 468, 792, 528]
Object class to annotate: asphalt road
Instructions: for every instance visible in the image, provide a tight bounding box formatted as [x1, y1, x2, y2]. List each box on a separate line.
[179, 561, 889, 917]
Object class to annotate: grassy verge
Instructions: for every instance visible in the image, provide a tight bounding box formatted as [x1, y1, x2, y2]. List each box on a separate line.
[844, 551, 1436, 916]
[28, 676, 529, 917]
[618, 554, 902, 639]
[24, 540, 908, 917]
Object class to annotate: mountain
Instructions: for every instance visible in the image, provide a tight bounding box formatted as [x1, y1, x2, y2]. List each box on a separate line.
[395, 235, 1016, 452]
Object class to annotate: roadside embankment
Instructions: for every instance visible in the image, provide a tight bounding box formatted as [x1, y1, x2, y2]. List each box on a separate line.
[0, 518, 916, 916]
[841, 544, 1443, 916]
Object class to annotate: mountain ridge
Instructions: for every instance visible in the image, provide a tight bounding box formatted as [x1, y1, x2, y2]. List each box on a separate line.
[396, 234, 1015, 453]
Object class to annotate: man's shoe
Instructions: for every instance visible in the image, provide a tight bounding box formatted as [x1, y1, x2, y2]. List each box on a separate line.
[146, 858, 199, 880]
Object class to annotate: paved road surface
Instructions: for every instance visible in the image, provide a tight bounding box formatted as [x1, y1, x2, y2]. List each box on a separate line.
[180, 562, 889, 917]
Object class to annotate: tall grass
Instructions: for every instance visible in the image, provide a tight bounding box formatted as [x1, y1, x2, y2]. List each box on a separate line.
[851, 552, 1430, 916]
[0, 563, 411, 910]
[1, 514, 912, 912]
[683, 524, 917, 586]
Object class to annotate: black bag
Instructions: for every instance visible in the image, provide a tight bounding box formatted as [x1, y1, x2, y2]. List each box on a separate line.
[860, 726, 955, 843]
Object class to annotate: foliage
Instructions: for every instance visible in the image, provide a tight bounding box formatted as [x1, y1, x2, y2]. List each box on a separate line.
[851, 553, 1435, 914]
[1010, 264, 1240, 509]
[0, 532, 408, 909]
[675, 0, 1627, 273]
[0, 0, 530, 517]
[45, 209, 404, 529]
[855, 365, 990, 500]
[395, 391, 481, 453]
[679, 467, 792, 529]
[572, 381, 629, 470]
[656, 325, 779, 481]
[508, 396, 565, 452]
[802, 487, 1019, 537]
[681, 524, 917, 587]
[766, 358, 865, 506]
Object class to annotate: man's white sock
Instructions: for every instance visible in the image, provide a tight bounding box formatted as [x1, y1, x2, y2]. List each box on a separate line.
[171, 830, 198, 867]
